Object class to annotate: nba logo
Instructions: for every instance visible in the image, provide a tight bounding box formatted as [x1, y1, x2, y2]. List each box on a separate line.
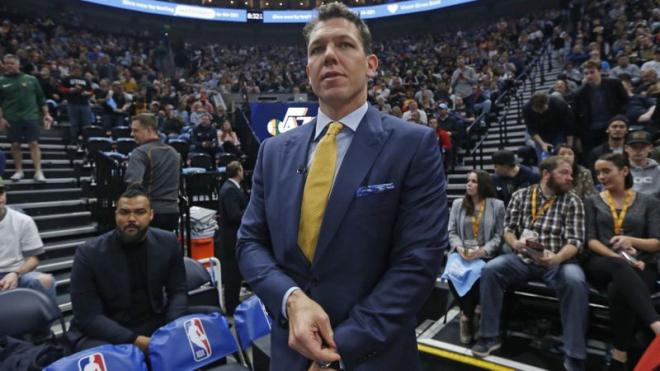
[78, 353, 107, 371]
[184, 318, 213, 362]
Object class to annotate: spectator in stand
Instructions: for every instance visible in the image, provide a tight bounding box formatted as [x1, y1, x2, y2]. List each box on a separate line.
[588, 115, 628, 173]
[191, 112, 221, 158]
[37, 66, 60, 119]
[491, 149, 540, 206]
[620, 77, 656, 129]
[401, 100, 427, 124]
[585, 152, 660, 371]
[374, 95, 391, 114]
[625, 130, 660, 199]
[573, 60, 629, 160]
[125, 114, 181, 231]
[437, 103, 462, 167]
[451, 56, 478, 109]
[217, 120, 242, 156]
[554, 144, 596, 199]
[566, 44, 589, 66]
[472, 156, 588, 371]
[428, 117, 452, 170]
[549, 78, 576, 106]
[588, 49, 610, 75]
[445, 170, 505, 344]
[0, 178, 56, 303]
[59, 64, 94, 145]
[523, 92, 575, 162]
[641, 48, 660, 78]
[0, 54, 53, 182]
[610, 53, 641, 84]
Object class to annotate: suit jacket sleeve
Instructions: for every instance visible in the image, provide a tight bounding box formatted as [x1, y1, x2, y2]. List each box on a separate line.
[70, 242, 137, 344]
[333, 129, 448, 368]
[165, 237, 188, 321]
[224, 186, 246, 224]
[236, 140, 299, 322]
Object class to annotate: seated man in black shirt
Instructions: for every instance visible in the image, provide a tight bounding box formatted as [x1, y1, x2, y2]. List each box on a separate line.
[191, 112, 222, 158]
[68, 186, 187, 353]
[491, 149, 540, 205]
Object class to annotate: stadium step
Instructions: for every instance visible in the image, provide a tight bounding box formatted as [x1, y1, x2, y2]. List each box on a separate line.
[10, 198, 93, 216]
[40, 223, 98, 241]
[4, 177, 88, 192]
[8, 187, 83, 203]
[33, 211, 93, 230]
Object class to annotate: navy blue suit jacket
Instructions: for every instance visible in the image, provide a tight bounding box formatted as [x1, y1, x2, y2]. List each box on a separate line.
[236, 106, 448, 370]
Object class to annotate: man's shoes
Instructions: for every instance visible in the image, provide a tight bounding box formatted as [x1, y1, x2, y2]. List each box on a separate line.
[459, 316, 472, 344]
[10, 171, 24, 181]
[471, 336, 501, 357]
[34, 171, 47, 182]
[564, 356, 585, 371]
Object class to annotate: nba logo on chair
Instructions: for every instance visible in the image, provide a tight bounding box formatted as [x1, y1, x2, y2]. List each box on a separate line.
[77, 353, 107, 371]
[184, 318, 213, 361]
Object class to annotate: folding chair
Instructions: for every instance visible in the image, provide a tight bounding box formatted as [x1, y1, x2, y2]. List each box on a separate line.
[81, 125, 106, 141]
[0, 288, 65, 341]
[111, 125, 131, 140]
[116, 137, 138, 155]
[190, 152, 215, 171]
[184, 256, 225, 314]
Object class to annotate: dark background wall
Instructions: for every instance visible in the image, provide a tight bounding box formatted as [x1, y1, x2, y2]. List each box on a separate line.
[3, 0, 559, 45]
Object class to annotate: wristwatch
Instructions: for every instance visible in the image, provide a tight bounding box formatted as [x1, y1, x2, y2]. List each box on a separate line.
[317, 361, 341, 369]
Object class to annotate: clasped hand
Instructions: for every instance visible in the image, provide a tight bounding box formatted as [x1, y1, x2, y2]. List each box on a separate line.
[287, 290, 341, 369]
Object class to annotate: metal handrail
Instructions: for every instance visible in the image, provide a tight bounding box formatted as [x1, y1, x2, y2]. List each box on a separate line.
[469, 41, 552, 169]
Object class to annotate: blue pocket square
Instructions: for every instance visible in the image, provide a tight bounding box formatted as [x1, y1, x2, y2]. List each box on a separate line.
[356, 182, 395, 197]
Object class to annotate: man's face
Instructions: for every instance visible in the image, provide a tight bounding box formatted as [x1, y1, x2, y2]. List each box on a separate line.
[546, 162, 573, 194]
[625, 143, 652, 163]
[457, 57, 465, 68]
[200, 114, 211, 126]
[3, 58, 19, 75]
[40, 67, 50, 79]
[306, 17, 378, 113]
[618, 56, 629, 66]
[131, 121, 151, 145]
[493, 164, 511, 177]
[115, 196, 153, 244]
[606, 120, 628, 140]
[583, 67, 602, 86]
[428, 119, 438, 129]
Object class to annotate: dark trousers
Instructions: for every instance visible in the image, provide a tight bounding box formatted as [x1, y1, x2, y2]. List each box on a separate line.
[448, 280, 480, 318]
[151, 212, 179, 232]
[586, 255, 658, 351]
[221, 256, 242, 316]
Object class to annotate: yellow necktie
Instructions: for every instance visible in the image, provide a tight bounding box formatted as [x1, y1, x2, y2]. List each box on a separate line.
[298, 121, 344, 261]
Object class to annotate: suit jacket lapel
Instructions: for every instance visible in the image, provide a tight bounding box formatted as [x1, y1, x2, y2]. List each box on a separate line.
[312, 107, 389, 266]
[280, 120, 316, 266]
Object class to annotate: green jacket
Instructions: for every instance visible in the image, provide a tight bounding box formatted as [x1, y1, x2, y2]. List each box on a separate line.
[0, 72, 46, 122]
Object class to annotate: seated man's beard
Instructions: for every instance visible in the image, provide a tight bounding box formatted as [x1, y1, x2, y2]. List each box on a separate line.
[547, 175, 570, 194]
[118, 224, 148, 244]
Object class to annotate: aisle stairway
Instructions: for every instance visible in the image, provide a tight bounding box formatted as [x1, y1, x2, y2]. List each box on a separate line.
[445, 51, 564, 202]
[1, 127, 95, 315]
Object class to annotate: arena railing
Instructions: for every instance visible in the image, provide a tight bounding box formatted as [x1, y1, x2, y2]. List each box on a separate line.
[469, 40, 553, 170]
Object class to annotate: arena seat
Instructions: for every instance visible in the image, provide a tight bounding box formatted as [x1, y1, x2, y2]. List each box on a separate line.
[116, 138, 137, 155]
[110, 126, 131, 140]
[81, 125, 106, 141]
[0, 288, 65, 341]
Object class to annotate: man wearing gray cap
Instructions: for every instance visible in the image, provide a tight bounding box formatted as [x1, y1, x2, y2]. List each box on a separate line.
[625, 130, 660, 199]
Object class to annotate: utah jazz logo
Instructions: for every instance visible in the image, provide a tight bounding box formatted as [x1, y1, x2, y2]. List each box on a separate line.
[78, 353, 107, 371]
[267, 107, 314, 136]
[184, 318, 213, 362]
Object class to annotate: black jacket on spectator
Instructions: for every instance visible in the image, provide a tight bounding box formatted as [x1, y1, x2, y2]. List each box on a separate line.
[59, 76, 93, 105]
[68, 229, 187, 345]
[493, 165, 540, 206]
[192, 124, 218, 148]
[573, 78, 628, 146]
[523, 95, 574, 142]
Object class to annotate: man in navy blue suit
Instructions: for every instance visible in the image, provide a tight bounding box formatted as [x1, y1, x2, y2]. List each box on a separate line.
[236, 3, 448, 370]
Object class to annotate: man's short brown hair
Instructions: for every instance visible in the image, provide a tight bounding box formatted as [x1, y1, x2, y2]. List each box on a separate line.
[132, 113, 158, 131]
[581, 60, 601, 71]
[302, 2, 372, 55]
[226, 161, 243, 178]
[539, 155, 572, 175]
[529, 92, 549, 113]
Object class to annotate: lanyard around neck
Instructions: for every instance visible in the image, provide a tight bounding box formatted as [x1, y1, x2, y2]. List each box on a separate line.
[605, 190, 633, 235]
[472, 199, 486, 239]
[531, 185, 555, 224]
